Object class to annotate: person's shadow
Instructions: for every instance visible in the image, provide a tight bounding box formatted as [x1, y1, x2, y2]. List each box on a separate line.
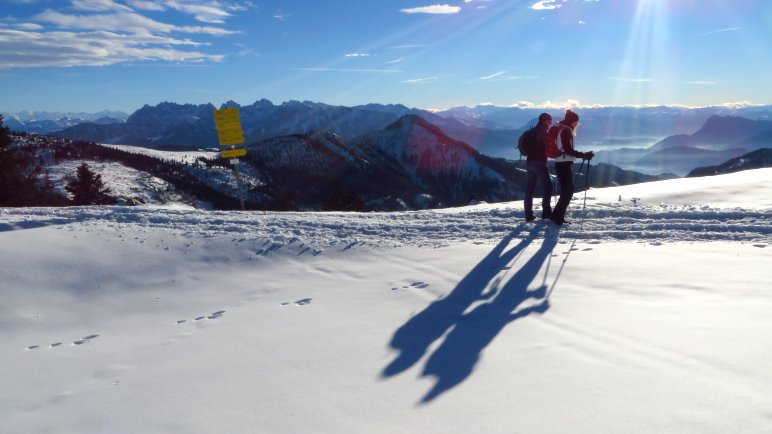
[381, 224, 559, 403]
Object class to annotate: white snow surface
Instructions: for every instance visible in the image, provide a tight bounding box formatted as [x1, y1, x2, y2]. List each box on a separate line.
[1, 169, 771, 433]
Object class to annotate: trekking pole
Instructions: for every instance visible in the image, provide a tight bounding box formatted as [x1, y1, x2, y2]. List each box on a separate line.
[549, 163, 559, 208]
[580, 160, 591, 230]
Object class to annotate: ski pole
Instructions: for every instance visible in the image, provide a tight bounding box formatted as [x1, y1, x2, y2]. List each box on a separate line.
[580, 160, 591, 229]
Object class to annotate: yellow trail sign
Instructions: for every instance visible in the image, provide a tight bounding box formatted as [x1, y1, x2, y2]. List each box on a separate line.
[214, 107, 240, 123]
[220, 148, 247, 158]
[214, 108, 244, 145]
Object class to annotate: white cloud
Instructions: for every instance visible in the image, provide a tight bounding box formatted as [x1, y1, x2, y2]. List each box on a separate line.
[0, 0, 243, 68]
[401, 5, 461, 14]
[71, 0, 133, 12]
[345, 53, 371, 57]
[530, 1, 561, 10]
[403, 75, 443, 83]
[125, 0, 166, 12]
[295, 67, 401, 73]
[273, 10, 287, 21]
[703, 27, 741, 36]
[34, 9, 237, 35]
[510, 99, 581, 109]
[388, 44, 423, 49]
[15, 23, 44, 30]
[479, 71, 506, 80]
[0, 28, 221, 68]
[162, 1, 232, 24]
[386, 57, 405, 64]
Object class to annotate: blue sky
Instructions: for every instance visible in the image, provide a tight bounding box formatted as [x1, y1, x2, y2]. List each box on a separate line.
[1, 0, 771, 113]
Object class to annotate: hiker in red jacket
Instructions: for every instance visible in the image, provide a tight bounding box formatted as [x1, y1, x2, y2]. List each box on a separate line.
[550, 109, 594, 225]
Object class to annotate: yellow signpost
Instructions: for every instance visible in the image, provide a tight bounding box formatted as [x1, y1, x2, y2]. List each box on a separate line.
[213, 107, 247, 210]
[214, 107, 245, 146]
[220, 148, 247, 159]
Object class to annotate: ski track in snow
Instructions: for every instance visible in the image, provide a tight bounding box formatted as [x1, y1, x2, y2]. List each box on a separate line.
[1, 202, 770, 247]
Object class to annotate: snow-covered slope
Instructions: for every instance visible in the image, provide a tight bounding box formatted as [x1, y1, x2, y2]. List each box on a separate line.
[1, 170, 771, 433]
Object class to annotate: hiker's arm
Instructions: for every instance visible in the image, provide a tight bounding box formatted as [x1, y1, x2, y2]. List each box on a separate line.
[560, 129, 585, 158]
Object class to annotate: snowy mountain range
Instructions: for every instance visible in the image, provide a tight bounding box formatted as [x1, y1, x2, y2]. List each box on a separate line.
[10, 113, 661, 211]
[8, 100, 772, 178]
[594, 115, 772, 176]
[688, 148, 772, 177]
[2, 110, 128, 134]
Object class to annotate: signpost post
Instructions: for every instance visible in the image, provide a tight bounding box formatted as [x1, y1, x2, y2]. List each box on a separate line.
[213, 107, 247, 210]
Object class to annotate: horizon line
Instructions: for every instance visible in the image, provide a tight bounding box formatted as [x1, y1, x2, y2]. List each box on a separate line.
[3, 100, 769, 115]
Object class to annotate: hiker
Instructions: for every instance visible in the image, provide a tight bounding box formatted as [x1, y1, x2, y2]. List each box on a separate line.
[549, 109, 594, 225]
[523, 112, 553, 222]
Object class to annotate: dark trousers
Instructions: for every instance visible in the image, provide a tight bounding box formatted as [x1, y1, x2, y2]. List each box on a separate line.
[552, 161, 574, 222]
[524, 160, 553, 219]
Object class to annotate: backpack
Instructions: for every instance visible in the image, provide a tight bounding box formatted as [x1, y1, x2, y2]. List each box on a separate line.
[517, 127, 539, 157]
[545, 125, 566, 158]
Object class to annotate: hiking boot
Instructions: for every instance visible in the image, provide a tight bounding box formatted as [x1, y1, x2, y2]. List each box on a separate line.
[525, 215, 536, 222]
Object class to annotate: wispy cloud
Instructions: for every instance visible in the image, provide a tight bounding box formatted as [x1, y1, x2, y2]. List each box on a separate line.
[127, 1, 248, 24]
[71, 0, 133, 12]
[401, 5, 461, 14]
[388, 44, 424, 49]
[480, 71, 506, 80]
[511, 99, 581, 109]
[126, 0, 166, 12]
[403, 75, 443, 83]
[345, 53, 371, 57]
[0, 28, 221, 68]
[34, 9, 237, 35]
[295, 67, 401, 73]
[479, 71, 539, 81]
[499, 75, 539, 80]
[386, 57, 405, 64]
[703, 27, 741, 36]
[0, 0, 242, 68]
[530, 1, 561, 10]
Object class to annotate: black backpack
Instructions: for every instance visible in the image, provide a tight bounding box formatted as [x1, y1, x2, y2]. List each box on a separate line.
[518, 126, 539, 158]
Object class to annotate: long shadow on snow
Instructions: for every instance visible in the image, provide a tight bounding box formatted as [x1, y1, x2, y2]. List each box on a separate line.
[382, 224, 558, 403]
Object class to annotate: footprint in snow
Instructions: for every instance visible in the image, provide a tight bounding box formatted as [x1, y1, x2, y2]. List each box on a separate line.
[282, 298, 312, 306]
[753, 244, 767, 248]
[397, 282, 430, 290]
[582, 248, 593, 252]
[72, 334, 100, 346]
[185, 310, 226, 323]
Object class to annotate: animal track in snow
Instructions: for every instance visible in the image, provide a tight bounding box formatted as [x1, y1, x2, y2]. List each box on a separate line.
[180, 310, 226, 324]
[395, 281, 430, 290]
[25, 334, 99, 351]
[72, 334, 99, 346]
[282, 298, 312, 306]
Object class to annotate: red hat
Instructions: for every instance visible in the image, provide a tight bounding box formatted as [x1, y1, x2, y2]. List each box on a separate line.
[564, 109, 579, 123]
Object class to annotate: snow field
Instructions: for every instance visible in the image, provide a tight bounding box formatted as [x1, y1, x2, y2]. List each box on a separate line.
[1, 169, 771, 433]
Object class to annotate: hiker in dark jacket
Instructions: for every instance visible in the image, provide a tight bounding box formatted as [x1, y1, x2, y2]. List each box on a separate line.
[550, 109, 594, 225]
[524, 112, 553, 222]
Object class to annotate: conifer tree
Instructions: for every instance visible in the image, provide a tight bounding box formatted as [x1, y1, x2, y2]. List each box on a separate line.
[0, 114, 40, 206]
[65, 162, 115, 205]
